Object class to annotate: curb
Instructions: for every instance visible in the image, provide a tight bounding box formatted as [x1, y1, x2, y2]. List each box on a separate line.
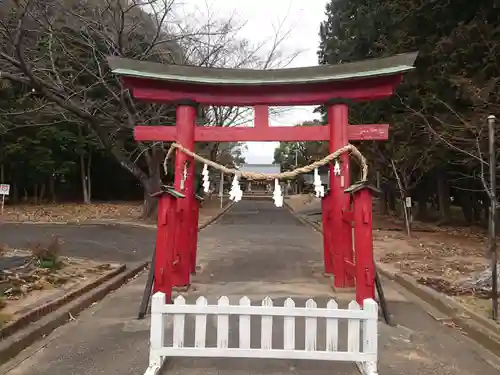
[0, 261, 147, 365]
[1, 220, 157, 229]
[283, 200, 323, 233]
[0, 264, 126, 340]
[198, 201, 235, 231]
[376, 264, 500, 357]
[285, 201, 500, 356]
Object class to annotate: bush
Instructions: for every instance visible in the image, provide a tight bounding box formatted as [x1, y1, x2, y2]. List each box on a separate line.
[29, 236, 62, 269]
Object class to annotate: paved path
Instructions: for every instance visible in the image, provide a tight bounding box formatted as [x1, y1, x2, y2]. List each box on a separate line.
[2, 200, 500, 375]
[0, 223, 155, 263]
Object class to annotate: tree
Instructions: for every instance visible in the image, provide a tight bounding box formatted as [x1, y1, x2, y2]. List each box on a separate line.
[0, 0, 300, 217]
[0, 0, 187, 216]
[317, 0, 499, 224]
[273, 120, 328, 170]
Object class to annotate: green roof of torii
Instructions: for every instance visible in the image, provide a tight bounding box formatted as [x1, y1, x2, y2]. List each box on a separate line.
[107, 52, 418, 86]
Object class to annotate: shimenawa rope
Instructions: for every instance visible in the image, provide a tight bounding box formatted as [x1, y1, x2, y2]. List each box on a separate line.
[163, 142, 368, 182]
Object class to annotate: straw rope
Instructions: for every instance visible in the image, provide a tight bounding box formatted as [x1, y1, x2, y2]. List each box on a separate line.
[163, 142, 368, 181]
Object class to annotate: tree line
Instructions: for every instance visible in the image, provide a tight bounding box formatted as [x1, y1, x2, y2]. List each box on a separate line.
[275, 0, 500, 226]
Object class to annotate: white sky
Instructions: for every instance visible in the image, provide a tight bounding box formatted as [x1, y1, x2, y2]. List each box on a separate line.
[180, 0, 328, 163]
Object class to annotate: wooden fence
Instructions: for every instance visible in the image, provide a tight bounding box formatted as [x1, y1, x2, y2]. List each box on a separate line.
[144, 293, 379, 375]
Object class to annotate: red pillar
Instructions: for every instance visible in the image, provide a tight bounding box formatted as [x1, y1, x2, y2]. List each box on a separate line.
[328, 101, 355, 288]
[172, 104, 196, 287]
[353, 188, 376, 304]
[153, 193, 178, 301]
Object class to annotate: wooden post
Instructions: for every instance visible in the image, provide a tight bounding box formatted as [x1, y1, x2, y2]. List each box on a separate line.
[172, 103, 196, 287]
[219, 171, 224, 208]
[153, 193, 170, 296]
[488, 114, 498, 321]
[321, 192, 333, 274]
[191, 195, 202, 275]
[149, 292, 166, 370]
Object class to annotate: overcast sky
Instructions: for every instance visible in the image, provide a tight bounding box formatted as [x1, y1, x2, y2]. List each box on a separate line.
[180, 0, 328, 164]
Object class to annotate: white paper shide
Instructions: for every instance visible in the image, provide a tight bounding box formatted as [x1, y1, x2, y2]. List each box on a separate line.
[313, 168, 325, 198]
[229, 174, 243, 202]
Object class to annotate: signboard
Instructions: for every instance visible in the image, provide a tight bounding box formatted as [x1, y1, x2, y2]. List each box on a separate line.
[405, 197, 412, 208]
[0, 184, 10, 195]
[0, 183, 9, 215]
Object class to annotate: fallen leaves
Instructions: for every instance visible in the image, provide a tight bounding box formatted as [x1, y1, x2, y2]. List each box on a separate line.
[1, 202, 143, 222]
[416, 277, 493, 298]
[373, 220, 497, 318]
[1, 256, 115, 301]
[2, 199, 225, 224]
[1, 241, 119, 326]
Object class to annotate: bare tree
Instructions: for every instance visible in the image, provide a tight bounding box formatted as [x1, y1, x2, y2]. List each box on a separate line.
[0, 0, 191, 216]
[405, 95, 497, 220]
[403, 94, 499, 318]
[175, 0, 303, 162]
[0, 0, 301, 218]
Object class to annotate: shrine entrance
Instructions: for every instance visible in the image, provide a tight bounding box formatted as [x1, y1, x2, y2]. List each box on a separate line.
[108, 52, 417, 375]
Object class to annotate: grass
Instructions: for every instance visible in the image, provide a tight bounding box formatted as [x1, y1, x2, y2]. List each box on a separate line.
[29, 235, 62, 270]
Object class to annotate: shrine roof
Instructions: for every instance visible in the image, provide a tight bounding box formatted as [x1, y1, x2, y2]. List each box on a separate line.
[238, 164, 281, 174]
[107, 52, 418, 86]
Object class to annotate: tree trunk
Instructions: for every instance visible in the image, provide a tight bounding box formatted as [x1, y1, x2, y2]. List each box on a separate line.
[415, 192, 428, 221]
[482, 197, 489, 227]
[80, 153, 91, 204]
[388, 190, 396, 211]
[140, 147, 164, 221]
[78, 124, 91, 204]
[141, 176, 162, 220]
[87, 152, 92, 201]
[379, 188, 389, 215]
[460, 191, 474, 223]
[33, 184, 38, 204]
[12, 183, 18, 203]
[48, 176, 56, 203]
[40, 182, 47, 203]
[437, 173, 451, 222]
[209, 143, 220, 162]
[390, 160, 411, 237]
[473, 194, 482, 222]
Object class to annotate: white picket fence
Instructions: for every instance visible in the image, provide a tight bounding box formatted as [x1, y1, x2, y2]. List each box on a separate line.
[144, 293, 379, 375]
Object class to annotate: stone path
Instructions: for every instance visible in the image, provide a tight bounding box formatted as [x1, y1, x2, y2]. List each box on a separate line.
[2, 200, 500, 375]
[192, 199, 334, 298]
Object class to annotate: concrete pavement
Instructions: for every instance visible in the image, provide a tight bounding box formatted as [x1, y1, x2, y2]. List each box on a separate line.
[0, 223, 155, 263]
[2, 200, 500, 375]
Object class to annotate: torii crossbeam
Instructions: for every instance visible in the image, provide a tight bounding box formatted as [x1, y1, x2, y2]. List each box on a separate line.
[108, 52, 417, 296]
[134, 108, 389, 142]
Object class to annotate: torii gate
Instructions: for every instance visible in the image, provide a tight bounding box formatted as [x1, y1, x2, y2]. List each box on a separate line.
[108, 52, 417, 294]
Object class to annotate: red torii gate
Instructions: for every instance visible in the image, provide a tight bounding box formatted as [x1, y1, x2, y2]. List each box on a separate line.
[108, 52, 417, 298]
